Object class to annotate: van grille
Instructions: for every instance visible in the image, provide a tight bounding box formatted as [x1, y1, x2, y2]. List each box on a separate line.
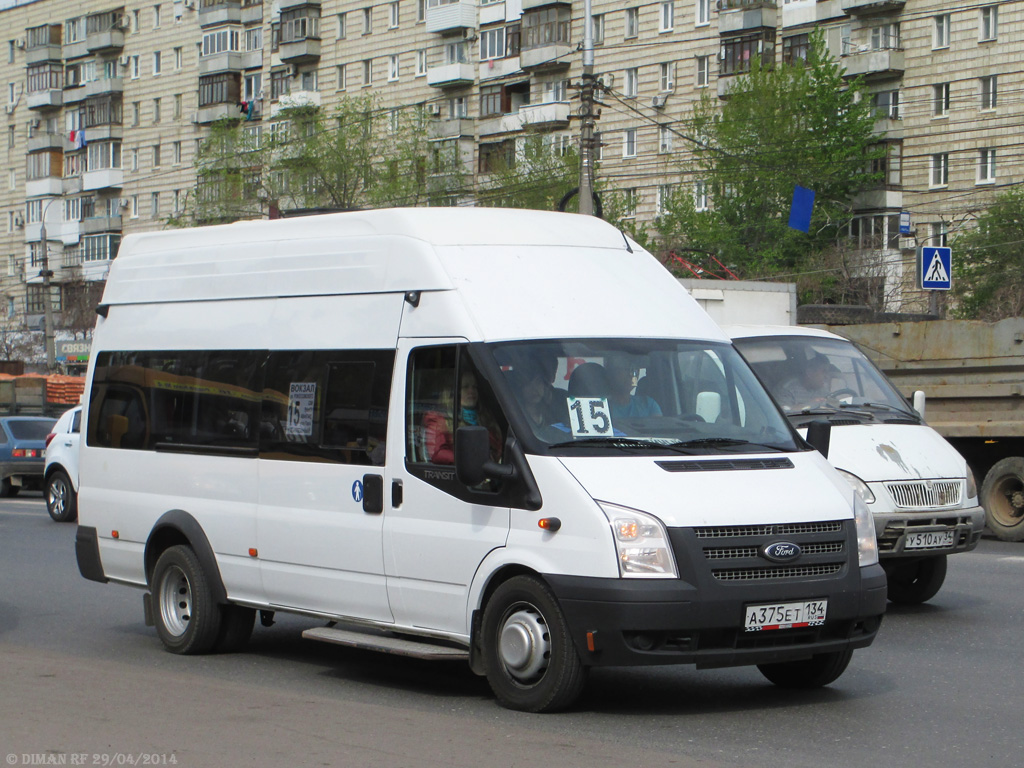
[713, 564, 843, 581]
[885, 480, 962, 509]
[703, 541, 844, 560]
[694, 521, 843, 539]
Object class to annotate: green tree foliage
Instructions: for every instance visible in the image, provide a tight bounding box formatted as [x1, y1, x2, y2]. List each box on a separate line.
[656, 32, 882, 278]
[476, 134, 579, 212]
[953, 187, 1024, 320]
[176, 93, 463, 225]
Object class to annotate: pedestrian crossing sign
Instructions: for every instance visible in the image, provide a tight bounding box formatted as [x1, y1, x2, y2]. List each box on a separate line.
[919, 247, 952, 291]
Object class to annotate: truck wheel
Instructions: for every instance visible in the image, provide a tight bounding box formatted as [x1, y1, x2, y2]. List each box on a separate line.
[757, 647, 853, 689]
[481, 575, 587, 713]
[215, 605, 256, 652]
[46, 470, 77, 523]
[981, 457, 1024, 541]
[0, 478, 19, 497]
[885, 555, 947, 605]
[152, 545, 223, 655]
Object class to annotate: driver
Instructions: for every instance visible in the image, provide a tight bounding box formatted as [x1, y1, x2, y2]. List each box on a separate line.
[777, 353, 842, 411]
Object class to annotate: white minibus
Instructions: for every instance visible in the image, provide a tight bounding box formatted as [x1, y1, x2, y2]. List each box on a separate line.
[76, 209, 886, 712]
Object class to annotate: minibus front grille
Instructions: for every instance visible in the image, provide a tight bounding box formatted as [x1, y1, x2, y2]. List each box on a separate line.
[656, 458, 794, 473]
[712, 563, 843, 581]
[694, 521, 843, 539]
[703, 541, 844, 560]
[885, 480, 963, 509]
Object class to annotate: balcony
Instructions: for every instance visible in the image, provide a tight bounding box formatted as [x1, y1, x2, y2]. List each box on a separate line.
[27, 89, 62, 110]
[522, 0, 571, 8]
[852, 188, 903, 210]
[63, 40, 89, 59]
[26, 44, 63, 66]
[81, 124, 124, 142]
[195, 103, 239, 124]
[84, 77, 124, 98]
[717, 0, 777, 35]
[842, 47, 904, 80]
[240, 3, 263, 24]
[427, 62, 475, 88]
[873, 117, 903, 139]
[477, 111, 525, 137]
[841, 0, 905, 15]
[278, 37, 321, 65]
[428, 117, 473, 140]
[199, 52, 245, 75]
[26, 178, 63, 198]
[198, 0, 242, 28]
[519, 101, 570, 129]
[426, 0, 476, 34]
[86, 29, 125, 54]
[82, 215, 122, 235]
[62, 176, 84, 195]
[27, 132, 69, 153]
[269, 89, 321, 117]
[63, 86, 88, 106]
[83, 169, 124, 191]
[521, 44, 571, 71]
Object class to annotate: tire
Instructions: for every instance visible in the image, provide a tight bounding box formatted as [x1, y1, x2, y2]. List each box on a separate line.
[0, 478, 17, 497]
[481, 575, 587, 713]
[981, 457, 1024, 542]
[758, 647, 853, 689]
[885, 555, 947, 605]
[215, 605, 256, 653]
[151, 545, 223, 655]
[45, 470, 77, 523]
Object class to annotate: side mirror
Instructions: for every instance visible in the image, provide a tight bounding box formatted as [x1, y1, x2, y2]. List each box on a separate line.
[912, 390, 926, 421]
[455, 426, 515, 487]
[805, 420, 831, 459]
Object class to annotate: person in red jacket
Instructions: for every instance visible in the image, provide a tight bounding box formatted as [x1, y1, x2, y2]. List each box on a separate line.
[423, 371, 502, 465]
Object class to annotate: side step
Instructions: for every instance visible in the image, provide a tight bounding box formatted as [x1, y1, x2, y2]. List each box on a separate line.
[302, 626, 469, 661]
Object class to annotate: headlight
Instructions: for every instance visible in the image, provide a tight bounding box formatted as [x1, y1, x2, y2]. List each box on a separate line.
[853, 493, 879, 567]
[836, 469, 875, 504]
[965, 469, 978, 501]
[597, 502, 678, 579]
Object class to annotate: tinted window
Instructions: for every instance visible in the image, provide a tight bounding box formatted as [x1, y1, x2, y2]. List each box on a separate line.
[71, 409, 82, 433]
[7, 420, 55, 440]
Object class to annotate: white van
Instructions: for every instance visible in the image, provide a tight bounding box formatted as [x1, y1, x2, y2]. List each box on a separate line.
[75, 209, 885, 712]
[727, 325, 985, 604]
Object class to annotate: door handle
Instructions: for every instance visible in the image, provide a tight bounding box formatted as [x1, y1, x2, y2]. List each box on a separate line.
[362, 474, 384, 514]
[392, 479, 403, 508]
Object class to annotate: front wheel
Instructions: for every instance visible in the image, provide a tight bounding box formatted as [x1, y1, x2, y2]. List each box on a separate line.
[757, 647, 853, 689]
[981, 457, 1024, 541]
[46, 470, 77, 523]
[481, 575, 587, 713]
[885, 555, 947, 605]
[151, 545, 223, 654]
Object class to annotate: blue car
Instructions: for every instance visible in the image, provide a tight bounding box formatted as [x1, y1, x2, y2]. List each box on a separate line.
[0, 416, 56, 497]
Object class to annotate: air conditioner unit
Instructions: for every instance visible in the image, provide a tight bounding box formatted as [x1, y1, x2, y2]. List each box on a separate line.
[119, 54, 130, 66]
[596, 73, 614, 90]
[427, 103, 442, 116]
[3, 104, 14, 115]
[116, 15, 131, 29]
[13, 213, 24, 228]
[183, 0, 196, 8]
[14, 38, 25, 49]
[652, 94, 668, 108]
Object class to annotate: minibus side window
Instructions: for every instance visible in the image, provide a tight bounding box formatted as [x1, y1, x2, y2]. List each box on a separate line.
[261, 350, 395, 465]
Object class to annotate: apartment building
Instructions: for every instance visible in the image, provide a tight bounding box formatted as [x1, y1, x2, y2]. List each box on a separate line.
[0, 0, 1019, 361]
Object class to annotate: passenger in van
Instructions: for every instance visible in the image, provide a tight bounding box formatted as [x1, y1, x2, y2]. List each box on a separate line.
[778, 353, 842, 411]
[606, 358, 662, 419]
[423, 371, 501, 464]
[513, 357, 568, 429]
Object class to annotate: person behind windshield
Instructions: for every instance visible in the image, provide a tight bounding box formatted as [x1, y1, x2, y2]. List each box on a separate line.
[777, 353, 840, 411]
[605, 357, 662, 419]
[423, 371, 501, 464]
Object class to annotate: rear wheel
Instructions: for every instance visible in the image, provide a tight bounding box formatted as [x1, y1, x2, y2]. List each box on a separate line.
[215, 605, 256, 652]
[45, 470, 77, 523]
[481, 575, 587, 713]
[981, 457, 1024, 541]
[0, 478, 18, 497]
[885, 555, 947, 605]
[758, 647, 853, 689]
[151, 545, 222, 654]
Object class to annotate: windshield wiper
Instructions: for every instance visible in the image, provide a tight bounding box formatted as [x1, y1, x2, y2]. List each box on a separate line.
[548, 437, 670, 450]
[668, 437, 787, 452]
[843, 401, 921, 420]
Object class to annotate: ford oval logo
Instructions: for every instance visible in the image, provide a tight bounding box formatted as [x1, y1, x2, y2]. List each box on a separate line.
[762, 541, 802, 563]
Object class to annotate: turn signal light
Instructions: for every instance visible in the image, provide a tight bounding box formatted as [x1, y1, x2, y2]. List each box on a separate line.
[538, 517, 561, 532]
[248, 548, 258, 558]
[111, 530, 119, 539]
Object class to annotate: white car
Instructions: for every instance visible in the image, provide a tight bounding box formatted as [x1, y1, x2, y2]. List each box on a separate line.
[44, 405, 81, 523]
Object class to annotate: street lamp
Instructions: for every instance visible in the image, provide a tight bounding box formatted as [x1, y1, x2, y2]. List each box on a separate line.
[37, 196, 60, 372]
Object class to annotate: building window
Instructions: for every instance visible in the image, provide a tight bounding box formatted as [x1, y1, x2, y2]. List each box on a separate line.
[300, 69, 318, 91]
[85, 141, 122, 171]
[153, 51, 162, 75]
[480, 26, 506, 59]
[337, 12, 346, 38]
[934, 14, 950, 48]
[173, 141, 182, 165]
[153, 98, 161, 123]
[980, 75, 997, 109]
[363, 7, 372, 35]
[245, 27, 262, 51]
[416, 50, 426, 76]
[130, 148, 138, 172]
[336, 64, 347, 90]
[660, 1, 674, 32]
[978, 149, 996, 183]
[624, 67, 638, 97]
[271, 69, 290, 99]
[721, 32, 774, 76]
[625, 7, 638, 39]
[174, 46, 183, 69]
[694, 180, 708, 211]
[26, 63, 62, 94]
[591, 14, 604, 45]
[151, 192, 160, 217]
[659, 62, 675, 91]
[623, 128, 637, 158]
[131, 55, 140, 79]
[152, 144, 161, 168]
[153, 4, 161, 28]
[479, 140, 514, 173]
[388, 54, 399, 81]
[659, 125, 672, 153]
[543, 78, 567, 102]
[480, 84, 505, 116]
[933, 83, 950, 117]
[200, 72, 242, 106]
[980, 6, 998, 41]
[244, 72, 262, 101]
[930, 153, 949, 187]
[696, 0, 710, 26]
[622, 188, 637, 218]
[448, 96, 467, 119]
[390, 2, 400, 28]
[281, 8, 320, 42]
[931, 222, 948, 248]
[782, 34, 810, 64]
[872, 89, 899, 119]
[26, 285, 62, 315]
[656, 185, 672, 215]
[696, 55, 709, 87]
[362, 59, 372, 86]
[870, 23, 899, 50]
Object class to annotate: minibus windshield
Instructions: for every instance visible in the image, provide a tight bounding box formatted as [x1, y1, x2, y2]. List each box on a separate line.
[486, 338, 800, 455]
[733, 335, 919, 424]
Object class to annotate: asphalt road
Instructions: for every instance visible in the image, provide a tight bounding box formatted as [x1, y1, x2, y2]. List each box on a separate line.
[1, 494, 1021, 768]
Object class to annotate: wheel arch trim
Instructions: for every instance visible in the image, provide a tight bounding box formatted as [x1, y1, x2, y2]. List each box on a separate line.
[145, 510, 229, 604]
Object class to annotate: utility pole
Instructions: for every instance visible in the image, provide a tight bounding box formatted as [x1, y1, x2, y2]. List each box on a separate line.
[38, 198, 57, 371]
[577, 0, 597, 216]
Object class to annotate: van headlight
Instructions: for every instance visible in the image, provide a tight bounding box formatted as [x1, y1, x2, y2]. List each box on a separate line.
[853, 493, 879, 567]
[837, 469, 875, 504]
[598, 502, 678, 579]
[965, 470, 978, 502]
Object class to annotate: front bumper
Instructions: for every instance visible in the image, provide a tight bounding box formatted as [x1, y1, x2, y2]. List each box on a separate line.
[874, 505, 985, 559]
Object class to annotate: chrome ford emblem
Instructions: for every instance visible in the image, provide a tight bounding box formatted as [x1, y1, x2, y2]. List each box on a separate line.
[762, 541, 802, 563]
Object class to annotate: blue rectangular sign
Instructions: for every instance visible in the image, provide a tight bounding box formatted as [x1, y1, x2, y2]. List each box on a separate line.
[920, 247, 952, 291]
